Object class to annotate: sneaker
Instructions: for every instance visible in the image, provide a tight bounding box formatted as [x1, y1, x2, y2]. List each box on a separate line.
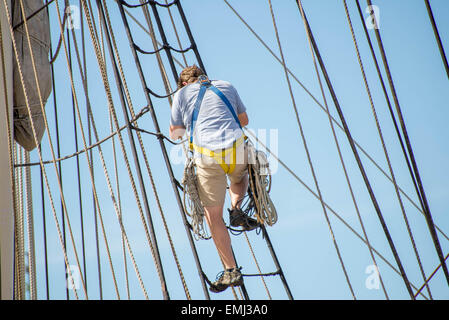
[209, 267, 243, 293]
[229, 208, 259, 231]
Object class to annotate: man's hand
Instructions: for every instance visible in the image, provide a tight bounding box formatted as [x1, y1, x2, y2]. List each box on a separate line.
[169, 125, 186, 140]
[238, 112, 249, 127]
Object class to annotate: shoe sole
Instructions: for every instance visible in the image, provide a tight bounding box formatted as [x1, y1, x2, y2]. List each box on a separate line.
[209, 276, 243, 293]
[209, 286, 228, 293]
[209, 281, 242, 293]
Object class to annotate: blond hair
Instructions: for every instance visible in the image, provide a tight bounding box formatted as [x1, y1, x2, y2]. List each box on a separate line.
[177, 65, 205, 88]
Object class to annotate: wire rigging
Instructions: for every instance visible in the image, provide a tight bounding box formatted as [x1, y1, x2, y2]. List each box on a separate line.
[55, 0, 135, 299]
[66, 4, 89, 299]
[424, 0, 449, 80]
[221, 0, 449, 249]
[343, 0, 430, 299]
[270, 0, 356, 298]
[296, 0, 390, 299]
[365, 0, 449, 287]
[244, 128, 429, 300]
[117, 0, 214, 300]
[296, 0, 415, 299]
[81, 0, 169, 299]
[3, 0, 87, 299]
[101, 0, 193, 299]
[119, 0, 177, 9]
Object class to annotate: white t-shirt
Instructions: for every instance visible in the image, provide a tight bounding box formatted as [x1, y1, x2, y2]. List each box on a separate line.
[170, 80, 246, 150]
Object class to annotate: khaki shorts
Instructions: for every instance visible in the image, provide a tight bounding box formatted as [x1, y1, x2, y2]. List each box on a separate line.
[195, 143, 248, 207]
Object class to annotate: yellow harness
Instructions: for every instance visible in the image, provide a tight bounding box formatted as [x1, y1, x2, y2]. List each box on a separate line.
[189, 135, 245, 174]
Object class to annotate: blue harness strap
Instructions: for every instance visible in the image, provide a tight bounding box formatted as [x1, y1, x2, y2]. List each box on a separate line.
[189, 83, 209, 146]
[208, 86, 242, 130]
[189, 76, 242, 145]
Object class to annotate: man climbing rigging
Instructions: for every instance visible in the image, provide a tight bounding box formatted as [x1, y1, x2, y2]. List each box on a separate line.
[169, 65, 259, 293]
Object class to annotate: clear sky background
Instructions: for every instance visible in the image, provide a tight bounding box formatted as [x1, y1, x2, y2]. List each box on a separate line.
[24, 0, 449, 300]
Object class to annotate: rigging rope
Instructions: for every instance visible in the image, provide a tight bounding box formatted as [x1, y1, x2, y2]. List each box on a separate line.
[117, 0, 213, 299]
[56, 0, 130, 299]
[82, 0, 104, 299]
[414, 252, 449, 298]
[0, 8, 20, 299]
[244, 128, 429, 300]
[242, 232, 272, 299]
[365, 0, 449, 287]
[119, 0, 177, 9]
[55, 0, 156, 299]
[119, 4, 185, 69]
[343, 0, 430, 298]
[134, 42, 193, 55]
[101, 0, 191, 299]
[295, 0, 390, 299]
[222, 0, 449, 247]
[14, 105, 151, 167]
[13, 0, 55, 30]
[14, 146, 25, 299]
[47, 0, 71, 299]
[424, 0, 449, 80]
[296, 0, 415, 299]
[66, 5, 89, 297]
[352, 1, 449, 245]
[271, 0, 356, 299]
[81, 3, 162, 296]
[162, 0, 188, 67]
[48, 6, 68, 64]
[3, 0, 86, 299]
[24, 150, 37, 299]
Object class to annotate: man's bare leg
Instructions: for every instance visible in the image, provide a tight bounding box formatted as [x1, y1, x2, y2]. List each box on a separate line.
[229, 174, 249, 209]
[204, 205, 236, 269]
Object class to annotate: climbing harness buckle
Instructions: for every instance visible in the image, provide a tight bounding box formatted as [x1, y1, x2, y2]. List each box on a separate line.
[198, 74, 210, 86]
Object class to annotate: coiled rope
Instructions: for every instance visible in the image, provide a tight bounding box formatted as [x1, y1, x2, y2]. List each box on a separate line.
[247, 140, 277, 227]
[181, 138, 279, 241]
[181, 157, 209, 241]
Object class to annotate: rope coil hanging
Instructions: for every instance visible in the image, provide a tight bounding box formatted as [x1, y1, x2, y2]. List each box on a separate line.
[181, 157, 209, 241]
[246, 139, 277, 227]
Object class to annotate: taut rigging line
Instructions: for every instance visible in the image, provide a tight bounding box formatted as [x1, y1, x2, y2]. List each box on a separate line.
[343, 0, 430, 298]
[295, 0, 415, 299]
[424, 0, 449, 80]
[269, 0, 355, 299]
[364, 0, 449, 287]
[222, 0, 449, 248]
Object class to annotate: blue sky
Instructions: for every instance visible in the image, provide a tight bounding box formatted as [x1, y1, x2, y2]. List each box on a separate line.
[24, 0, 449, 300]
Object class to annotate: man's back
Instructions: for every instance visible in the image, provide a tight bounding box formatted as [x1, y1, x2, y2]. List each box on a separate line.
[170, 80, 246, 150]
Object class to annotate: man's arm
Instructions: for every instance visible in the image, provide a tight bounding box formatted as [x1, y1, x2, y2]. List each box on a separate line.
[169, 90, 186, 140]
[169, 125, 186, 140]
[238, 112, 249, 127]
